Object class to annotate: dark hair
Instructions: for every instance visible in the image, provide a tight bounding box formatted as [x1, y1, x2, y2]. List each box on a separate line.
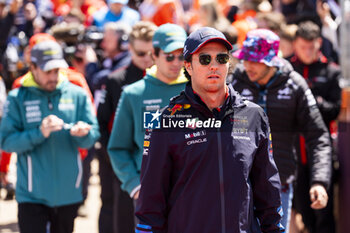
[183, 55, 192, 81]
[295, 21, 321, 41]
[30, 63, 38, 69]
[154, 47, 161, 57]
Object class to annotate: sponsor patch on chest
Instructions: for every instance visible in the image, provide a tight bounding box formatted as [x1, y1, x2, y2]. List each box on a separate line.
[184, 130, 208, 145]
[24, 101, 42, 123]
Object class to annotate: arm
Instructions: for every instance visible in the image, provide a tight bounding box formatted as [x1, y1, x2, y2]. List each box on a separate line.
[135, 129, 171, 233]
[70, 93, 100, 148]
[0, 0, 21, 44]
[250, 111, 284, 233]
[107, 92, 140, 195]
[315, 66, 342, 124]
[0, 94, 46, 154]
[296, 75, 332, 189]
[0, 78, 7, 118]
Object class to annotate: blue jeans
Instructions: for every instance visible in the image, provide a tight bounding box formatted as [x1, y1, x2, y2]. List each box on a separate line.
[280, 183, 293, 233]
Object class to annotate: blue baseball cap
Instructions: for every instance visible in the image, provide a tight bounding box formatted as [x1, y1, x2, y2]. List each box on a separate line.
[152, 23, 187, 53]
[183, 27, 232, 60]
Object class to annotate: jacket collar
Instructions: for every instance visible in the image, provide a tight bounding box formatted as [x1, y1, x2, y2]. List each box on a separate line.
[170, 83, 246, 119]
[145, 65, 188, 85]
[21, 70, 69, 95]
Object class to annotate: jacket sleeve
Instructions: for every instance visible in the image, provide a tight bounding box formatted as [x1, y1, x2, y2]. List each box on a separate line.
[0, 94, 46, 154]
[107, 92, 140, 195]
[295, 73, 332, 189]
[71, 93, 100, 149]
[97, 78, 122, 148]
[316, 66, 342, 124]
[135, 128, 171, 233]
[250, 110, 284, 233]
[0, 13, 14, 45]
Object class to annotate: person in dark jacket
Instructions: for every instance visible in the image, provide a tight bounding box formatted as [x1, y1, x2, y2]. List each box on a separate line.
[82, 21, 132, 97]
[289, 21, 341, 233]
[96, 21, 157, 233]
[229, 28, 332, 233]
[135, 27, 284, 233]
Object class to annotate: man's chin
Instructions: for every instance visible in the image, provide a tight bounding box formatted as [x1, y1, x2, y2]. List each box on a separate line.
[44, 85, 57, 92]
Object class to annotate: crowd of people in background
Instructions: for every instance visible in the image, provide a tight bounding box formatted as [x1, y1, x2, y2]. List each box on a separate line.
[0, 0, 342, 232]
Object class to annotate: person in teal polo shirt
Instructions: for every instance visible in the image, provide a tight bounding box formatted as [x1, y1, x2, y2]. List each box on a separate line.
[107, 24, 187, 204]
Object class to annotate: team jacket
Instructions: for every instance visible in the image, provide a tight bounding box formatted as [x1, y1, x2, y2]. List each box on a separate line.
[0, 72, 100, 207]
[289, 54, 342, 127]
[107, 66, 187, 196]
[229, 60, 331, 187]
[97, 62, 144, 148]
[135, 83, 284, 233]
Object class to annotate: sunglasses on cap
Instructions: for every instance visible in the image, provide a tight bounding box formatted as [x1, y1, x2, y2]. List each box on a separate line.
[198, 53, 230, 66]
[164, 53, 184, 62]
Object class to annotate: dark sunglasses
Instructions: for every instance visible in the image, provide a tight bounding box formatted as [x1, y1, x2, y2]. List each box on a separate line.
[165, 53, 184, 62]
[198, 53, 230, 65]
[74, 56, 83, 63]
[134, 50, 151, 57]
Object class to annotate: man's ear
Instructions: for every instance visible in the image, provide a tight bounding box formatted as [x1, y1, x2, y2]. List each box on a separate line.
[184, 61, 193, 76]
[316, 37, 323, 50]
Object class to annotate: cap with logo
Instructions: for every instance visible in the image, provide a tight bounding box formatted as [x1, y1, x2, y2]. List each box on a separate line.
[30, 41, 68, 72]
[183, 27, 233, 60]
[152, 23, 187, 53]
[233, 29, 283, 67]
[108, 0, 129, 5]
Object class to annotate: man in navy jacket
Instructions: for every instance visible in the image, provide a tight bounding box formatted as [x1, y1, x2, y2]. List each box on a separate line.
[135, 27, 284, 233]
[230, 29, 331, 233]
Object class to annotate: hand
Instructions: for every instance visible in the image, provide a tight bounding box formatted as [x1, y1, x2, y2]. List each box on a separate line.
[9, 0, 22, 14]
[309, 184, 328, 209]
[133, 190, 140, 200]
[70, 121, 91, 137]
[40, 115, 64, 138]
[317, 0, 331, 23]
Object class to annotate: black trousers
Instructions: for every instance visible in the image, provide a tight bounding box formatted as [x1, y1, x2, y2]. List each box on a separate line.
[96, 145, 134, 233]
[294, 164, 336, 233]
[18, 202, 80, 233]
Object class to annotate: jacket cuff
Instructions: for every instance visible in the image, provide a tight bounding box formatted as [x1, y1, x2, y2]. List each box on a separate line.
[130, 184, 141, 198]
[135, 224, 153, 233]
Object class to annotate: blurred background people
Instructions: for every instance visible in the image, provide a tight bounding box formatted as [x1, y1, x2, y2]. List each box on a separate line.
[289, 20, 342, 233]
[96, 21, 157, 233]
[92, 0, 140, 30]
[107, 24, 187, 220]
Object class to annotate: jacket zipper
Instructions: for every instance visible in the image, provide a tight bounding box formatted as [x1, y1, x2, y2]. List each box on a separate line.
[49, 96, 57, 204]
[48, 97, 53, 110]
[217, 129, 226, 233]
